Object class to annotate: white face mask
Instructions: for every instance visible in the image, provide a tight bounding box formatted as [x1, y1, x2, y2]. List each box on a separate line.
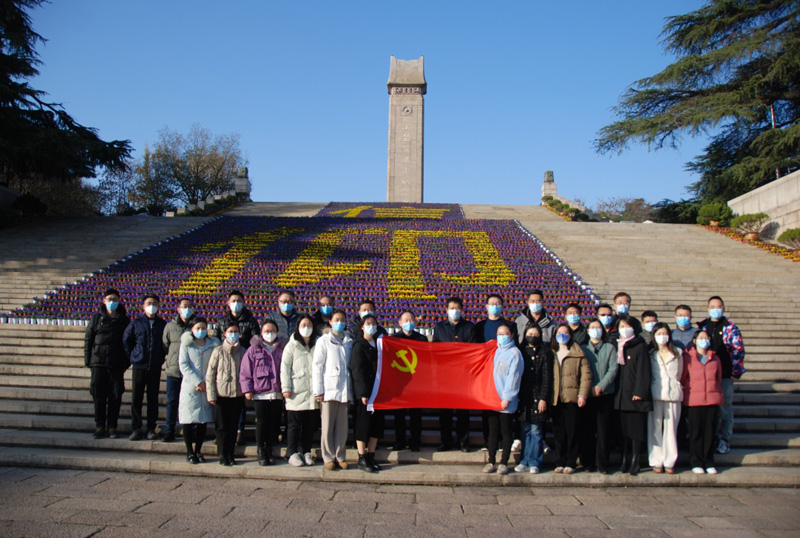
[299, 326, 313, 338]
[364, 324, 377, 336]
[262, 332, 277, 343]
[619, 327, 635, 339]
[144, 304, 158, 315]
[655, 334, 670, 346]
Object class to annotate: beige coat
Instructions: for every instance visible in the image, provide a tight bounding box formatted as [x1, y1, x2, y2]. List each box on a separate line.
[206, 341, 245, 402]
[551, 343, 592, 405]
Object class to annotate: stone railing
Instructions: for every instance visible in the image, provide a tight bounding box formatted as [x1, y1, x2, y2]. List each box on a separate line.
[728, 169, 800, 239]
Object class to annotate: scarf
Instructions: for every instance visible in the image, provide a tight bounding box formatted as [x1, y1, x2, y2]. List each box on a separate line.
[616, 336, 633, 365]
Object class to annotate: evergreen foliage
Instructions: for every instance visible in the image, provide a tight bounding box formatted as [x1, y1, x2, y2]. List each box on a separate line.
[596, 1, 800, 204]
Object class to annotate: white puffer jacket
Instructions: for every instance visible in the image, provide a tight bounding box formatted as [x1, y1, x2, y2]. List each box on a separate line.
[312, 332, 353, 403]
[650, 348, 684, 402]
[281, 335, 319, 411]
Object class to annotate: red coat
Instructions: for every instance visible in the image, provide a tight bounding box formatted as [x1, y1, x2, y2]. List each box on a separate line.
[681, 347, 723, 407]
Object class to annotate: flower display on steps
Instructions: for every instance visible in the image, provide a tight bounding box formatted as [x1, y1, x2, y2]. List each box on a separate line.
[5, 212, 597, 327]
[701, 226, 800, 263]
[315, 202, 465, 220]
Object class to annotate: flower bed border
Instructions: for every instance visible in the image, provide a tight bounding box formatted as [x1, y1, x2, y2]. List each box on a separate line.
[701, 225, 800, 263]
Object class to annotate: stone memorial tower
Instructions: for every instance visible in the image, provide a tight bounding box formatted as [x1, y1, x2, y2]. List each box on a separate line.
[386, 56, 426, 203]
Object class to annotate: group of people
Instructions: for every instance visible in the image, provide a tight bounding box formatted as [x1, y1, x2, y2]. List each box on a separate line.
[84, 287, 744, 475]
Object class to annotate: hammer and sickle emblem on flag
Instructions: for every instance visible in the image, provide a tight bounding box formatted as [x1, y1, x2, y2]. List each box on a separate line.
[392, 348, 418, 374]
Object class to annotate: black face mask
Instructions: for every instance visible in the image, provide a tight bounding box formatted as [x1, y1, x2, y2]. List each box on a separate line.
[526, 336, 543, 347]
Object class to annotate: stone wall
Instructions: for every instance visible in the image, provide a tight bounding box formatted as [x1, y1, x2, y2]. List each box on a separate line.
[728, 169, 800, 239]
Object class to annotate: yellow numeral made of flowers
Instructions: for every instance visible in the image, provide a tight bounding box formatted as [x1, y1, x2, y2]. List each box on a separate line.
[328, 206, 448, 219]
[388, 230, 516, 299]
[274, 228, 386, 287]
[170, 227, 302, 296]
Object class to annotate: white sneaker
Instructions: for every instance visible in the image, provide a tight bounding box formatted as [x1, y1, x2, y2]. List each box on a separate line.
[482, 463, 496, 473]
[530, 466, 540, 474]
[692, 467, 705, 474]
[705, 467, 718, 475]
[497, 464, 509, 475]
[716, 441, 730, 454]
[303, 452, 315, 466]
[514, 464, 528, 473]
[511, 439, 522, 452]
[288, 452, 304, 467]
[543, 442, 552, 455]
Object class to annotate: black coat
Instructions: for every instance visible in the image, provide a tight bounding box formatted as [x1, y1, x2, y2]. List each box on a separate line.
[393, 330, 428, 342]
[215, 307, 260, 349]
[474, 317, 518, 344]
[84, 304, 130, 368]
[350, 337, 379, 400]
[570, 323, 589, 346]
[517, 344, 553, 424]
[123, 314, 167, 371]
[432, 318, 475, 343]
[613, 335, 653, 413]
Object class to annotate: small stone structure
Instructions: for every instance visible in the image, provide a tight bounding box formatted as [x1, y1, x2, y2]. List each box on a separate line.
[386, 56, 426, 203]
[728, 169, 800, 239]
[540, 170, 586, 211]
[235, 167, 251, 198]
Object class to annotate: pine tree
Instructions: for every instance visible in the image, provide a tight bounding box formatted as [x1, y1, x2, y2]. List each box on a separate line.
[596, 0, 800, 203]
[0, 0, 131, 192]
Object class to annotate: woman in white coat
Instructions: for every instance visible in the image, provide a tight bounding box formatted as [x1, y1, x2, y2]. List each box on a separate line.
[178, 317, 220, 464]
[312, 309, 353, 470]
[281, 315, 320, 467]
[648, 322, 684, 473]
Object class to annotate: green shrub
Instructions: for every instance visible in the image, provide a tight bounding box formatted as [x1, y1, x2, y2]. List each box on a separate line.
[778, 228, 800, 249]
[541, 195, 554, 203]
[566, 207, 579, 216]
[546, 198, 558, 207]
[696, 201, 733, 225]
[730, 212, 770, 234]
[573, 212, 589, 222]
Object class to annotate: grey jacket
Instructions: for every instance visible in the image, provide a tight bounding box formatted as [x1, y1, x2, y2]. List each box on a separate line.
[514, 308, 557, 346]
[162, 314, 195, 378]
[581, 340, 618, 395]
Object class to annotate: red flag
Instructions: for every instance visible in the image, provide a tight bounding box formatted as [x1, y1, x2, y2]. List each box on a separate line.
[368, 336, 501, 411]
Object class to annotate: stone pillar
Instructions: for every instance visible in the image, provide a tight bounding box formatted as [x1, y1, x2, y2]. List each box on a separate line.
[541, 170, 558, 201]
[387, 56, 426, 203]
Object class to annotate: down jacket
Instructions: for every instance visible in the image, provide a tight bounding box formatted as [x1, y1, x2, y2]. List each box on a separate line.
[239, 335, 285, 395]
[681, 346, 724, 407]
[312, 332, 354, 402]
[650, 347, 684, 402]
[162, 314, 195, 378]
[518, 343, 553, 424]
[205, 340, 246, 401]
[280, 335, 319, 411]
[582, 340, 617, 395]
[551, 343, 592, 405]
[84, 304, 130, 369]
[123, 314, 167, 371]
[178, 332, 220, 424]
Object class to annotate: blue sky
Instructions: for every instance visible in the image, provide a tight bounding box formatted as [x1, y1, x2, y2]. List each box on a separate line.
[30, 0, 708, 208]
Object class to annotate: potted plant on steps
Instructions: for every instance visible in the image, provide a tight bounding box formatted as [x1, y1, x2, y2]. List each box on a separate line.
[778, 228, 800, 256]
[696, 201, 733, 228]
[731, 213, 771, 242]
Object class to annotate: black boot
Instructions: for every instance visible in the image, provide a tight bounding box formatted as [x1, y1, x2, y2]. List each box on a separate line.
[257, 444, 267, 466]
[629, 440, 642, 476]
[619, 439, 631, 474]
[367, 452, 381, 472]
[358, 454, 376, 473]
[264, 444, 274, 465]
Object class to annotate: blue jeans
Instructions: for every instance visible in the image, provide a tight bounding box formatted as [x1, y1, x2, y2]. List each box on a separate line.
[716, 377, 734, 445]
[165, 375, 181, 436]
[520, 421, 544, 468]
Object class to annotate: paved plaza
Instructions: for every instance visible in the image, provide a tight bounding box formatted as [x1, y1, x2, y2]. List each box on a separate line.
[0, 466, 797, 538]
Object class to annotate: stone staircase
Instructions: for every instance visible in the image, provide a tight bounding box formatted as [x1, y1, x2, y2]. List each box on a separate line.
[0, 206, 797, 486]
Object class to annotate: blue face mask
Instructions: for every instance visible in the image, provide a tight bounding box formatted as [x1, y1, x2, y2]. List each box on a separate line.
[320, 305, 333, 316]
[644, 321, 656, 332]
[226, 333, 240, 344]
[529, 302, 543, 314]
[696, 338, 711, 350]
[676, 316, 691, 328]
[709, 308, 723, 320]
[230, 301, 243, 314]
[332, 321, 347, 333]
[598, 315, 613, 327]
[105, 301, 119, 312]
[616, 304, 630, 315]
[280, 303, 294, 313]
[179, 307, 193, 319]
[566, 314, 580, 325]
[487, 304, 502, 316]
[193, 329, 207, 340]
[402, 321, 415, 332]
[588, 328, 603, 341]
[555, 333, 570, 345]
[364, 324, 377, 336]
[497, 334, 513, 346]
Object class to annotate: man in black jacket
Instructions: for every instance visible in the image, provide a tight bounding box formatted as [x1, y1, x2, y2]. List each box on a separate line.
[123, 293, 167, 441]
[312, 294, 335, 336]
[391, 310, 428, 451]
[214, 289, 261, 445]
[432, 297, 475, 452]
[84, 288, 130, 439]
